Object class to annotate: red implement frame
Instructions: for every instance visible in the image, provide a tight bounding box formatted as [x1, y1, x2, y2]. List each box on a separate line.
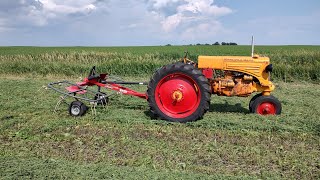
[66, 74, 148, 100]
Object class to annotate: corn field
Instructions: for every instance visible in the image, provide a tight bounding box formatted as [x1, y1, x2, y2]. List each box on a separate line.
[0, 46, 319, 81]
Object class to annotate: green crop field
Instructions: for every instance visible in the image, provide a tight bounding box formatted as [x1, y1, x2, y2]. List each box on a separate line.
[0, 45, 319, 81]
[0, 46, 319, 179]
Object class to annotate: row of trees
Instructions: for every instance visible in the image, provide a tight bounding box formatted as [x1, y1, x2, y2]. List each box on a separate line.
[214, 42, 237, 45]
[165, 42, 238, 46]
[195, 42, 238, 46]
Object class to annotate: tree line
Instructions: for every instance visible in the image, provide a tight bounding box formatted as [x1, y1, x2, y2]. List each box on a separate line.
[165, 42, 238, 46]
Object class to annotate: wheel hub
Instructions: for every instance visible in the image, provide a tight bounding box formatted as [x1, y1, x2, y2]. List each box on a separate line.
[258, 102, 276, 115]
[155, 73, 201, 118]
[71, 106, 80, 115]
[263, 107, 271, 114]
[172, 90, 183, 102]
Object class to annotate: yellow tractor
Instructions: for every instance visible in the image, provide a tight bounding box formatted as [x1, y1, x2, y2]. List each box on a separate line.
[147, 44, 282, 123]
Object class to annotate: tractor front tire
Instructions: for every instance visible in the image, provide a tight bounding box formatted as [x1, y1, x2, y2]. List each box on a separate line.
[251, 95, 282, 115]
[249, 93, 262, 113]
[147, 62, 211, 123]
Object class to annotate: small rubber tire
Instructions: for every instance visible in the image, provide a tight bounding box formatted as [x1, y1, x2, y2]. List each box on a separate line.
[147, 62, 211, 123]
[94, 92, 109, 105]
[69, 101, 88, 117]
[251, 95, 282, 115]
[249, 93, 262, 113]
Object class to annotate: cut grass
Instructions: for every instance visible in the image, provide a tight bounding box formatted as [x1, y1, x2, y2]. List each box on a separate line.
[0, 156, 253, 180]
[0, 76, 319, 179]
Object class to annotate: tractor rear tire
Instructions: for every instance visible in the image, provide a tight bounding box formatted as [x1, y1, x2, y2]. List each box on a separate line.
[251, 95, 282, 115]
[147, 62, 211, 123]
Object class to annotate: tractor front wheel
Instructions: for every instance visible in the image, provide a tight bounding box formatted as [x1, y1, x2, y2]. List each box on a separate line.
[251, 95, 282, 115]
[249, 93, 262, 113]
[147, 62, 211, 123]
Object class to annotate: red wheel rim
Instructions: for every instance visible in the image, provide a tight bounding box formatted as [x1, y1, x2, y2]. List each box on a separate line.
[155, 73, 201, 119]
[257, 102, 276, 115]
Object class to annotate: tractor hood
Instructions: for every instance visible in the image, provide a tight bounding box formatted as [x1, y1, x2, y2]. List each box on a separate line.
[197, 55, 272, 86]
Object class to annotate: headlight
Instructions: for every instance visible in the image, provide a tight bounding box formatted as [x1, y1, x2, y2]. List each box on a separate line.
[265, 64, 273, 73]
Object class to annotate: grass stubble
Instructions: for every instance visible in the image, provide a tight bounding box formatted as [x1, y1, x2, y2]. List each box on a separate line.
[0, 46, 319, 179]
[0, 77, 319, 179]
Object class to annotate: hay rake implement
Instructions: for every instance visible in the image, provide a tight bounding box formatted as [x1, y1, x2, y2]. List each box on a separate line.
[48, 46, 282, 123]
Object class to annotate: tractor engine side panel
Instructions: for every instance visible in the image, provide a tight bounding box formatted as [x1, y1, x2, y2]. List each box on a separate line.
[211, 72, 255, 97]
[198, 56, 271, 86]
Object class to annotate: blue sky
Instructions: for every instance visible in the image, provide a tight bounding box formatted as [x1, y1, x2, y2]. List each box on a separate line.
[0, 0, 319, 46]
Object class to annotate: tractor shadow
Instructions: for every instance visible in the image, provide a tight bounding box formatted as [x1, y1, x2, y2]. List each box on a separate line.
[209, 102, 250, 114]
[143, 102, 250, 119]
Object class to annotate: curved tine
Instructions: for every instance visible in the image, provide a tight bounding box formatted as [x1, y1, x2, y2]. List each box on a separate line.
[54, 95, 68, 113]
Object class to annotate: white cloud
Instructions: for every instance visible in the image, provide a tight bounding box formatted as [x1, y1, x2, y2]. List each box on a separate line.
[176, 0, 231, 16]
[149, 0, 181, 9]
[181, 21, 225, 40]
[38, 0, 96, 15]
[1, 0, 319, 46]
[0, 0, 98, 28]
[161, 14, 183, 31]
[147, 0, 232, 32]
[0, 0, 233, 45]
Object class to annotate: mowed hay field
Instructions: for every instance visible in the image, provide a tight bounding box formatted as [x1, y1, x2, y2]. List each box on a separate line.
[0, 46, 319, 179]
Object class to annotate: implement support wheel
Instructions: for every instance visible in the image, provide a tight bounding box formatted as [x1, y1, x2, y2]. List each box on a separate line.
[147, 62, 211, 123]
[69, 101, 88, 116]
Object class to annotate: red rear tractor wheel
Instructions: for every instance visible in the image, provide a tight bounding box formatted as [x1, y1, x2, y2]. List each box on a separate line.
[147, 62, 211, 123]
[251, 95, 282, 115]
